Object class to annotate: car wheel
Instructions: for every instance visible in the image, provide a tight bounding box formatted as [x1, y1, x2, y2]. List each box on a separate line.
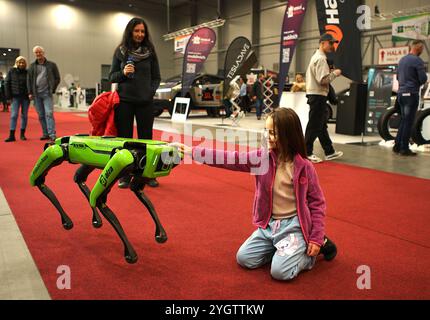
[153, 104, 164, 117]
[377, 107, 400, 141]
[411, 108, 430, 145]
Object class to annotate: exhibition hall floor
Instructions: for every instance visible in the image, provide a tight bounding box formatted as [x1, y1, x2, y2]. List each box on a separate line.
[0, 107, 429, 300]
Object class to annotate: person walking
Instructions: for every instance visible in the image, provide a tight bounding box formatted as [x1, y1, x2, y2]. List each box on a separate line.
[4, 56, 30, 142]
[394, 40, 428, 156]
[304, 33, 343, 163]
[109, 17, 161, 188]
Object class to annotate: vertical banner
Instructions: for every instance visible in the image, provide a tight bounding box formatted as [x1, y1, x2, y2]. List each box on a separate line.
[181, 27, 216, 97]
[316, 0, 363, 82]
[223, 36, 253, 94]
[277, 0, 307, 106]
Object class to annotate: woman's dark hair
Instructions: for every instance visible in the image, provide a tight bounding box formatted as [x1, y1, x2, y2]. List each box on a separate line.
[268, 108, 307, 162]
[119, 17, 156, 54]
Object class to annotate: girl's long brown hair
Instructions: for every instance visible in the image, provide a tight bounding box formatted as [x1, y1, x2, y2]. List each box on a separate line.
[268, 108, 307, 163]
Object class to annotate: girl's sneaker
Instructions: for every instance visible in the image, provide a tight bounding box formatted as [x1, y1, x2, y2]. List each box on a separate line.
[320, 236, 337, 261]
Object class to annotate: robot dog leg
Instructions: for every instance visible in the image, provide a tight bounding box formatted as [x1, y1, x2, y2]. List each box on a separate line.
[130, 177, 167, 244]
[89, 148, 138, 263]
[30, 143, 74, 230]
[74, 165, 103, 228]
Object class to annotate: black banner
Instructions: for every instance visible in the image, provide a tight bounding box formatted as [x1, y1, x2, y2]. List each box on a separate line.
[316, 0, 363, 82]
[223, 36, 254, 94]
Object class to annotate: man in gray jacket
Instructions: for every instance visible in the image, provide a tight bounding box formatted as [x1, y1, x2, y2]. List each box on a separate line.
[28, 46, 60, 141]
[305, 33, 343, 163]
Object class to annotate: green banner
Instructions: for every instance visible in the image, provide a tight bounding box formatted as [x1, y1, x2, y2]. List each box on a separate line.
[392, 13, 430, 42]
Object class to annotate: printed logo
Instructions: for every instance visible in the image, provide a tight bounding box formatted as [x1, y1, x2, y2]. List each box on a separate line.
[275, 234, 299, 257]
[56, 265, 71, 290]
[186, 63, 196, 73]
[192, 35, 201, 45]
[282, 48, 290, 63]
[325, 24, 343, 51]
[287, 4, 306, 18]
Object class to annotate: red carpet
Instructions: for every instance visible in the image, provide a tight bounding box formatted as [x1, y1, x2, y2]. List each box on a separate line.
[0, 107, 429, 300]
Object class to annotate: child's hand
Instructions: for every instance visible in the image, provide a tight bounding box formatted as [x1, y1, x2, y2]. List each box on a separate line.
[307, 243, 321, 257]
[169, 142, 192, 156]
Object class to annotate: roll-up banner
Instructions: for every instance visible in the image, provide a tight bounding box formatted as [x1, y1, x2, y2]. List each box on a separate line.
[277, 0, 307, 106]
[223, 36, 254, 94]
[316, 0, 363, 83]
[366, 68, 394, 135]
[181, 27, 216, 97]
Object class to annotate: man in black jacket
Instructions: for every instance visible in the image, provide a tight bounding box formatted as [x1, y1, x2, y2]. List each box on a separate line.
[27, 46, 60, 141]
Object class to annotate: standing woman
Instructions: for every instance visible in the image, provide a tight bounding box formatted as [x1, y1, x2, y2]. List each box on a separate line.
[109, 17, 161, 188]
[5, 56, 30, 142]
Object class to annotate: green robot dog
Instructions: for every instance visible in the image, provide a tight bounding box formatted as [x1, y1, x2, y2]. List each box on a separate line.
[29, 134, 182, 264]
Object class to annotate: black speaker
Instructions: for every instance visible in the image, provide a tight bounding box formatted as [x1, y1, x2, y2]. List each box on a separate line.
[335, 83, 368, 135]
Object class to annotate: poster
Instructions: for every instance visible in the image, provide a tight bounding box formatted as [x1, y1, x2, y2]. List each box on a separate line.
[392, 13, 430, 42]
[366, 68, 395, 135]
[378, 46, 409, 65]
[174, 34, 191, 54]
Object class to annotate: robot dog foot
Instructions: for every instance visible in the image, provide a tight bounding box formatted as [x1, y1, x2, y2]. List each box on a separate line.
[125, 248, 138, 264]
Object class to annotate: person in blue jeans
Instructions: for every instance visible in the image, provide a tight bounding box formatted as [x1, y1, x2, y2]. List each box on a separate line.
[27, 46, 60, 141]
[394, 40, 428, 156]
[4, 56, 30, 142]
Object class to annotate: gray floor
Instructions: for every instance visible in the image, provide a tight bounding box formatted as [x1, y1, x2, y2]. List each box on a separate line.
[0, 189, 51, 300]
[1, 110, 429, 300]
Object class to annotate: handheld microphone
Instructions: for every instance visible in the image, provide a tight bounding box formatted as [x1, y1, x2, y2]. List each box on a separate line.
[126, 56, 135, 79]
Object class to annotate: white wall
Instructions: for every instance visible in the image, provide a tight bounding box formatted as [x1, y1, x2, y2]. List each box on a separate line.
[0, 0, 171, 88]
